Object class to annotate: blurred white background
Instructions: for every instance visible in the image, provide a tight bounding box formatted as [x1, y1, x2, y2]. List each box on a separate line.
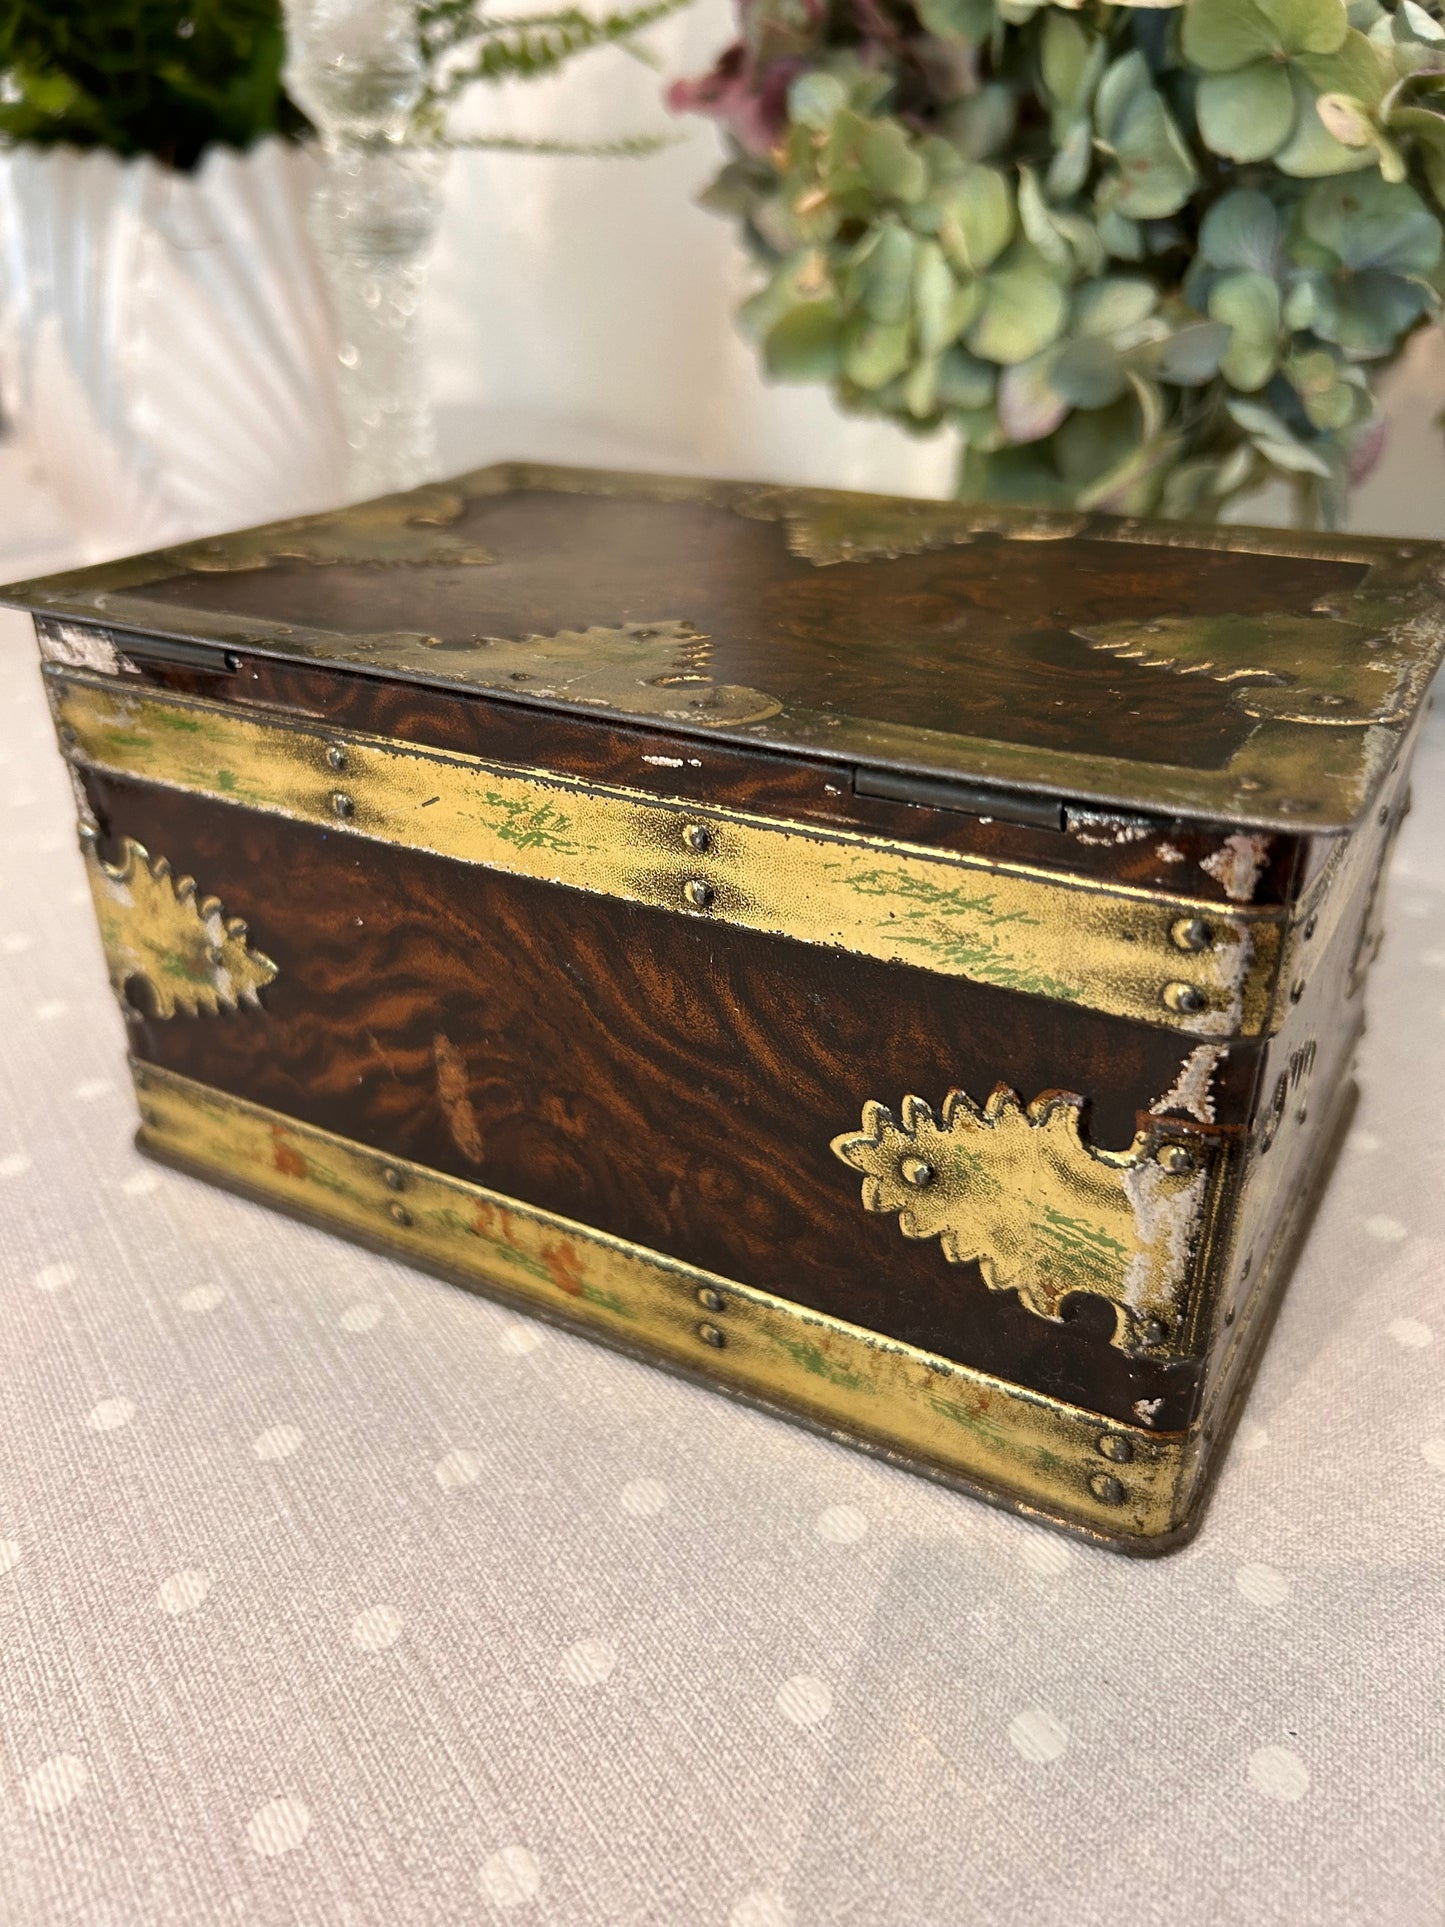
[5, 0, 1445, 582]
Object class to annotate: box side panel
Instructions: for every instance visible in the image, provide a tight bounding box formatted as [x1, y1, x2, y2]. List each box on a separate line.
[1175, 717, 1423, 1519]
[78, 765, 1258, 1433]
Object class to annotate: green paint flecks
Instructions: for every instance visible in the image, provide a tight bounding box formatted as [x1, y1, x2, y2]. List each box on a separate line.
[840, 864, 1078, 1000]
[476, 790, 583, 856]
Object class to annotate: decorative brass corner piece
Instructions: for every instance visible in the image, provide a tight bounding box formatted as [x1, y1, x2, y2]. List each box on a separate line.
[423, 618, 783, 727]
[160, 484, 495, 573]
[83, 833, 277, 1018]
[732, 486, 1085, 566]
[831, 1086, 1210, 1355]
[1073, 611, 1424, 728]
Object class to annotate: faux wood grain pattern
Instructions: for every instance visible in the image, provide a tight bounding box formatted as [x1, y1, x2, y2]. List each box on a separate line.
[83, 769, 1263, 1430]
[134, 491, 1365, 771]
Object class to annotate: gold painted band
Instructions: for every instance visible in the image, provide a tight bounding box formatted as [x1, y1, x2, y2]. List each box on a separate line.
[131, 1060, 1195, 1545]
[54, 670, 1282, 1036]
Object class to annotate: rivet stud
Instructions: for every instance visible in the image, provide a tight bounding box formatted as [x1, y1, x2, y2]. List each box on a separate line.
[697, 1287, 724, 1313]
[1170, 917, 1212, 953]
[1089, 1473, 1125, 1505]
[1097, 1434, 1134, 1465]
[900, 1156, 935, 1187]
[1162, 981, 1206, 1015]
[697, 1322, 726, 1349]
[1157, 1143, 1195, 1176]
[326, 744, 347, 772]
[684, 879, 714, 910]
[683, 823, 710, 853]
[331, 791, 355, 820]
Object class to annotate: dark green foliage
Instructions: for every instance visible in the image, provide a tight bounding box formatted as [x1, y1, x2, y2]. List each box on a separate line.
[0, 1, 688, 168]
[0, 0, 308, 167]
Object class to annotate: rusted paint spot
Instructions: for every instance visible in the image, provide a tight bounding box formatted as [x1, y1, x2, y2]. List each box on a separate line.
[541, 1239, 587, 1296]
[271, 1125, 307, 1180]
[434, 1031, 485, 1165]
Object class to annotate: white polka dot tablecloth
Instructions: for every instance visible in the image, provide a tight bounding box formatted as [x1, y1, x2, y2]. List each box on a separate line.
[1, 602, 1443, 1927]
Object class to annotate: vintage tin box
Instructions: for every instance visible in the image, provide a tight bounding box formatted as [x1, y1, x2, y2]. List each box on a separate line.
[11, 464, 1443, 1551]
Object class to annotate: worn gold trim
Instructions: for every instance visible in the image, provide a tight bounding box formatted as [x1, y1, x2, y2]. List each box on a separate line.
[131, 1060, 1193, 1543]
[83, 831, 276, 1018]
[53, 670, 1283, 1036]
[831, 1085, 1222, 1357]
[11, 461, 1445, 830]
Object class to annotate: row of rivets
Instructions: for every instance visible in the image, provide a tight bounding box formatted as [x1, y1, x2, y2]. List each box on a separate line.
[1168, 918, 1210, 1012]
[682, 822, 713, 912]
[1091, 1428, 1135, 1505]
[381, 1165, 412, 1226]
[696, 1284, 726, 1348]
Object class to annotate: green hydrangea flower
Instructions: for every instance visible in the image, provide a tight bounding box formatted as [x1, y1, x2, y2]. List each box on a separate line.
[675, 0, 1445, 523]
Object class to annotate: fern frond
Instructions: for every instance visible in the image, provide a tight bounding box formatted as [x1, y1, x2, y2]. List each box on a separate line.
[443, 129, 680, 156]
[423, 0, 689, 97]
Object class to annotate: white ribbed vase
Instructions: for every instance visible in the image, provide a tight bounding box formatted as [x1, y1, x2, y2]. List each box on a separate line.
[0, 138, 348, 560]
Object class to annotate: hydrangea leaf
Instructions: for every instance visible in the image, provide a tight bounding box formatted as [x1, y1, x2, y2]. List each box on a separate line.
[850, 222, 916, 322]
[1196, 61, 1297, 158]
[942, 84, 1018, 160]
[997, 350, 1071, 441]
[1045, 117, 1094, 198]
[1209, 269, 1283, 386]
[764, 301, 846, 380]
[916, 0, 997, 38]
[1400, 0, 1445, 42]
[1096, 209, 1144, 258]
[1306, 266, 1436, 351]
[789, 71, 847, 131]
[1051, 334, 1132, 405]
[904, 355, 941, 418]
[966, 259, 1069, 361]
[1183, 0, 1348, 74]
[1286, 347, 1365, 424]
[1275, 66, 1377, 170]
[1227, 395, 1336, 472]
[937, 166, 1015, 272]
[935, 347, 997, 409]
[1299, 25, 1393, 101]
[1073, 275, 1159, 335]
[913, 239, 964, 353]
[843, 316, 915, 388]
[1150, 319, 1234, 382]
[1202, 59, 1302, 158]
[1041, 12, 1094, 106]
[858, 117, 929, 202]
[1199, 188, 1283, 271]
[1316, 91, 1407, 176]
[1302, 171, 1442, 268]
[1096, 68, 1199, 217]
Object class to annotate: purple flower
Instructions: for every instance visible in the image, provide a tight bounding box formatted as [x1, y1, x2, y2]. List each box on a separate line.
[666, 46, 805, 154]
[668, 0, 829, 153]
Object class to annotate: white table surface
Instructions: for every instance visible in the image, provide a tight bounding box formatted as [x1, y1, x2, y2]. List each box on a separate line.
[2, 508, 1443, 1927]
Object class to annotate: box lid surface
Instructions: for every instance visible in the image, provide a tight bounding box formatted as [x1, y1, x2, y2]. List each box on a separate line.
[10, 462, 1445, 832]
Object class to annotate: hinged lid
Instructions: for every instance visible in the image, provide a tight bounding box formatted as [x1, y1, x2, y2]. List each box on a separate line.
[9, 461, 1444, 832]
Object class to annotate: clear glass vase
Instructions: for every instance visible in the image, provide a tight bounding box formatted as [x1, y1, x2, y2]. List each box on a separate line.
[282, 0, 445, 501]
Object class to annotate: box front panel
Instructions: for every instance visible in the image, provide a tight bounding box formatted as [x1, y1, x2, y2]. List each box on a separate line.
[75, 745, 1262, 1434]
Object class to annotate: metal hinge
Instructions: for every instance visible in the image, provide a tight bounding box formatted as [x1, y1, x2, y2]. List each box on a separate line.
[854, 765, 1064, 831]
